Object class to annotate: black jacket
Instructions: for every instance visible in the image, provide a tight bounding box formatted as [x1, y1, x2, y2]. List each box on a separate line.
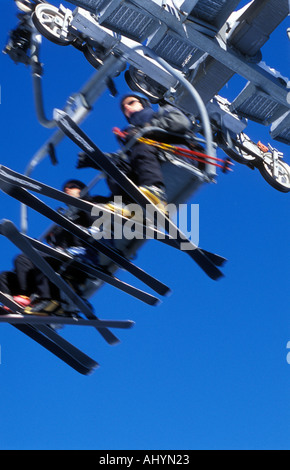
[45, 196, 95, 249]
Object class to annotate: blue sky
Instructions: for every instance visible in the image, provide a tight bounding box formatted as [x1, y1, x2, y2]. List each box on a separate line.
[0, 0, 289, 450]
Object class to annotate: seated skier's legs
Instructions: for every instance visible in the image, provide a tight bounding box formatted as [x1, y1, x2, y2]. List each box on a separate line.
[0, 253, 77, 315]
[0, 255, 34, 308]
[14, 254, 67, 316]
[14, 253, 38, 297]
[0, 270, 31, 311]
[129, 142, 167, 207]
[102, 145, 167, 218]
[130, 142, 164, 189]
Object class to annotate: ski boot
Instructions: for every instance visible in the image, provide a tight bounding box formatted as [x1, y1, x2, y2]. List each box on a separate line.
[24, 299, 73, 317]
[139, 185, 168, 215]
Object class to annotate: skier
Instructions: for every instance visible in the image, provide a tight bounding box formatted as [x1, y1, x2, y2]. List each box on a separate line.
[0, 180, 99, 316]
[77, 93, 194, 214]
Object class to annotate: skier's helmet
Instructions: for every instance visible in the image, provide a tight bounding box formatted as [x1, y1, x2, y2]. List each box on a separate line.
[120, 93, 151, 113]
[62, 179, 86, 192]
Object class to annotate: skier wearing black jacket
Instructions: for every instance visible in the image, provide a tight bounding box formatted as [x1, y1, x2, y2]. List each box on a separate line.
[77, 93, 193, 213]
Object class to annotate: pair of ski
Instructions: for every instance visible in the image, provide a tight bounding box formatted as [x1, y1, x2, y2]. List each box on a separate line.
[0, 291, 98, 375]
[54, 110, 226, 279]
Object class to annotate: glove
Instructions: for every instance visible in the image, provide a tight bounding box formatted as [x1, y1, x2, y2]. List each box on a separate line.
[76, 152, 100, 170]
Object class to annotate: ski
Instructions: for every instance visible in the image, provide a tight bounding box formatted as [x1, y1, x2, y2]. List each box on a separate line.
[54, 110, 225, 280]
[0, 165, 226, 268]
[14, 324, 96, 375]
[0, 311, 134, 328]
[0, 293, 98, 375]
[0, 176, 170, 297]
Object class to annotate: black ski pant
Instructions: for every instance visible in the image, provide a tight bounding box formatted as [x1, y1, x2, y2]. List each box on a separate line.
[130, 143, 164, 188]
[0, 254, 61, 300]
[108, 143, 165, 197]
[15, 254, 61, 300]
[0, 271, 21, 296]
